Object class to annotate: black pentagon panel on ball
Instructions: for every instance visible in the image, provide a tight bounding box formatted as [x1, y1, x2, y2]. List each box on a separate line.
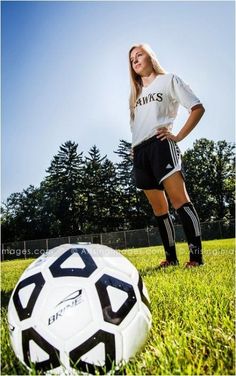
[49, 248, 97, 278]
[22, 327, 60, 372]
[138, 274, 151, 310]
[69, 329, 115, 374]
[13, 272, 45, 321]
[95, 274, 137, 325]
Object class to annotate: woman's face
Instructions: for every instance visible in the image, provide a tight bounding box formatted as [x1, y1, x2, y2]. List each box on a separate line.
[130, 47, 153, 76]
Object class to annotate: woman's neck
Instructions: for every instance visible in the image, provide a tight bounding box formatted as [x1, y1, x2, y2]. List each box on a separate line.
[141, 71, 158, 87]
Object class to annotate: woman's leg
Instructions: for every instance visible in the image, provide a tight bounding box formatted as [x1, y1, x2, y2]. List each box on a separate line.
[144, 189, 178, 264]
[163, 172, 203, 265]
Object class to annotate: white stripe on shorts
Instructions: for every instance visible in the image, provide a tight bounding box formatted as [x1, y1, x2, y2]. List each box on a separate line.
[159, 140, 181, 183]
[169, 140, 180, 166]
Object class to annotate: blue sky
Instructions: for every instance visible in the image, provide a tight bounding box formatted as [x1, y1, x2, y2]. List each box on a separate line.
[2, 0, 235, 202]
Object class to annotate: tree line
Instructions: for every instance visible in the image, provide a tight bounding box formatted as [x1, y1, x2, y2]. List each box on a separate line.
[1, 138, 235, 243]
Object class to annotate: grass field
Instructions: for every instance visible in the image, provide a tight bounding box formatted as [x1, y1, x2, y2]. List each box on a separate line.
[1, 239, 235, 375]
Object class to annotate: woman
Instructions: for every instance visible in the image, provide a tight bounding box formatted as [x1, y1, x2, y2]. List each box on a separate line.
[129, 43, 205, 267]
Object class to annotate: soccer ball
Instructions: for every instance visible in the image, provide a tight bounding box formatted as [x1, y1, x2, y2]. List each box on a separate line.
[8, 243, 152, 374]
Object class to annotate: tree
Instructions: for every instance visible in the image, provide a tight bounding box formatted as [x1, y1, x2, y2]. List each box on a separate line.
[1, 186, 48, 242]
[211, 141, 235, 219]
[99, 158, 121, 231]
[182, 139, 235, 221]
[43, 141, 84, 236]
[82, 145, 120, 233]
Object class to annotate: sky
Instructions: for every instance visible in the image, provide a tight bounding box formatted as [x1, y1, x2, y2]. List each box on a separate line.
[1, 0, 235, 202]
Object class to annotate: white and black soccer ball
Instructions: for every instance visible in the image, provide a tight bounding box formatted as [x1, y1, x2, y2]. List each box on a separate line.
[8, 243, 152, 374]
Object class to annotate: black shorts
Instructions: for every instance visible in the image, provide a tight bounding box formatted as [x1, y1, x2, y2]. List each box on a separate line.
[133, 135, 183, 190]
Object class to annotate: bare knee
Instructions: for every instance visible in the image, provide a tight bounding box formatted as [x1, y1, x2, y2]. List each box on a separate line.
[169, 198, 186, 210]
[163, 173, 190, 209]
[152, 203, 169, 216]
[168, 193, 190, 209]
[144, 189, 169, 216]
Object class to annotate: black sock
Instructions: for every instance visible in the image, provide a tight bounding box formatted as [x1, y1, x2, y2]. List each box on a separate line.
[156, 213, 178, 263]
[177, 202, 203, 263]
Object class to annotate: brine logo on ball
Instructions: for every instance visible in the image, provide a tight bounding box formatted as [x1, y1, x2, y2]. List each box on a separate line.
[48, 289, 83, 326]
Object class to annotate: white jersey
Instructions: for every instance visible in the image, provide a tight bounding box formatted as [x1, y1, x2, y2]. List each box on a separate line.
[130, 73, 202, 147]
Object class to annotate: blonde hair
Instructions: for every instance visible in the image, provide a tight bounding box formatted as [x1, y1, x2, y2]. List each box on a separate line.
[128, 43, 166, 121]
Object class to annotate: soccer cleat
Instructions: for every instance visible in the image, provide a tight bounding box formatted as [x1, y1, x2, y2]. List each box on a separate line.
[184, 261, 203, 268]
[159, 260, 179, 268]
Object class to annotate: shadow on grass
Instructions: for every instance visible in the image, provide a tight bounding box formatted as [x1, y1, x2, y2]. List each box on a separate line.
[1, 290, 13, 309]
[140, 265, 179, 276]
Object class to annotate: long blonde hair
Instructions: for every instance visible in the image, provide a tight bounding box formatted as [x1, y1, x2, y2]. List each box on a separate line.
[128, 43, 166, 121]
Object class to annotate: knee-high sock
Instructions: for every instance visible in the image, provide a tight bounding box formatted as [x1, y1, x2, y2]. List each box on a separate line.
[156, 213, 178, 262]
[177, 202, 203, 263]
